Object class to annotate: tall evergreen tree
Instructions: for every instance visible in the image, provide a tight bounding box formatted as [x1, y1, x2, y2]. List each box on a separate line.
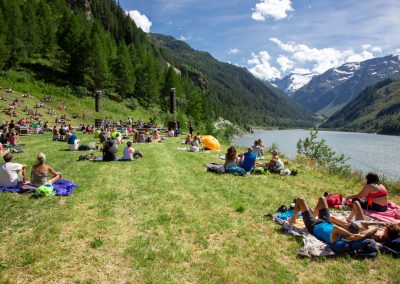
[6, 1, 25, 67]
[114, 42, 135, 99]
[22, 1, 40, 58]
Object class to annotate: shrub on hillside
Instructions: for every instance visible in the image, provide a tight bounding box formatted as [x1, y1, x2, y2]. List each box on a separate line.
[297, 128, 350, 175]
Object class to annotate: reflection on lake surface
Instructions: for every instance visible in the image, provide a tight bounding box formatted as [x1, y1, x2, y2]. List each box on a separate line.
[232, 129, 400, 180]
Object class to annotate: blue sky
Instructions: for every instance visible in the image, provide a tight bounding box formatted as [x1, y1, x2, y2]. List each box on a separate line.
[120, 0, 400, 80]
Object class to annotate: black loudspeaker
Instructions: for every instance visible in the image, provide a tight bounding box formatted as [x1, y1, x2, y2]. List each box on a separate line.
[169, 88, 176, 115]
[95, 90, 103, 113]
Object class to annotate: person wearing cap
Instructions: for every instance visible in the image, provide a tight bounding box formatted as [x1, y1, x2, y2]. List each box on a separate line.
[267, 149, 284, 173]
[30, 153, 62, 187]
[0, 152, 27, 187]
[239, 147, 257, 173]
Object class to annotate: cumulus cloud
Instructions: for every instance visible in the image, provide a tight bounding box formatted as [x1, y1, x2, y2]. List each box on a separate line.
[251, 0, 294, 21]
[228, 48, 241, 54]
[276, 55, 294, 72]
[269, 38, 380, 74]
[127, 10, 152, 33]
[247, 51, 281, 80]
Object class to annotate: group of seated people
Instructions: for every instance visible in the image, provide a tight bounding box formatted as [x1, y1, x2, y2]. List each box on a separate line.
[223, 143, 284, 175]
[42, 95, 53, 103]
[184, 134, 202, 152]
[0, 152, 61, 189]
[102, 139, 135, 161]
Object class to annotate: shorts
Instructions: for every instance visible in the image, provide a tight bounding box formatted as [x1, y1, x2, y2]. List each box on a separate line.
[353, 198, 388, 212]
[302, 208, 331, 233]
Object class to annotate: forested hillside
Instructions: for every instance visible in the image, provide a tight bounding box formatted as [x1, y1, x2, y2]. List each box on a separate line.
[0, 0, 317, 130]
[150, 34, 317, 127]
[322, 78, 400, 135]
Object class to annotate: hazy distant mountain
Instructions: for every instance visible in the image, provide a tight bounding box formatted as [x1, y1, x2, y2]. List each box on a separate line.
[292, 55, 400, 117]
[270, 72, 317, 96]
[149, 33, 318, 127]
[322, 78, 400, 135]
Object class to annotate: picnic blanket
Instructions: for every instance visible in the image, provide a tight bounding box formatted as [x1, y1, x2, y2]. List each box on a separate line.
[0, 179, 77, 196]
[363, 202, 400, 223]
[273, 210, 383, 258]
[273, 212, 336, 258]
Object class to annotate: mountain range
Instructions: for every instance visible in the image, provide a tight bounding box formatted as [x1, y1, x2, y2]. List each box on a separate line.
[269, 72, 317, 96]
[321, 78, 400, 135]
[149, 33, 318, 127]
[291, 54, 400, 117]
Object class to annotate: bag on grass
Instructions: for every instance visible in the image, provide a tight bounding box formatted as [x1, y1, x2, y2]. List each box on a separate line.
[326, 193, 343, 208]
[34, 184, 55, 197]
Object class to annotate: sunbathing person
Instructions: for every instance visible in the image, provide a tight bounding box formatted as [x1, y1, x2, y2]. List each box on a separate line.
[30, 153, 61, 187]
[346, 173, 388, 212]
[289, 197, 377, 254]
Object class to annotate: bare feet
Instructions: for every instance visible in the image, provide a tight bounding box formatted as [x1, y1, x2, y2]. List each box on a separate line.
[288, 217, 296, 224]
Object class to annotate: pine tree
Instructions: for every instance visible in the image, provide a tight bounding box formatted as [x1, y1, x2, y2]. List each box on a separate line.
[36, 1, 57, 57]
[114, 42, 135, 99]
[6, 1, 25, 67]
[22, 1, 40, 58]
[87, 23, 110, 90]
[0, 7, 8, 70]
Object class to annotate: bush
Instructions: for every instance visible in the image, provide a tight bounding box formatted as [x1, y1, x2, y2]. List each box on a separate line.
[125, 98, 140, 111]
[297, 128, 350, 175]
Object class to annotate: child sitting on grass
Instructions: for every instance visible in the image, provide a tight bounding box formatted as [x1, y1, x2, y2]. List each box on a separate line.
[122, 141, 135, 161]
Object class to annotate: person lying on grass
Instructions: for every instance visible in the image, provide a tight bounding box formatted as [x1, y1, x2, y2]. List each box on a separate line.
[30, 153, 61, 187]
[289, 197, 377, 254]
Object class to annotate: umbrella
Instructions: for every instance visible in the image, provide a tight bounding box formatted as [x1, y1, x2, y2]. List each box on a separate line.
[202, 135, 220, 151]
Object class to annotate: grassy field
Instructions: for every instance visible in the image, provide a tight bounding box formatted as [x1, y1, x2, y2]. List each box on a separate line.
[0, 133, 399, 283]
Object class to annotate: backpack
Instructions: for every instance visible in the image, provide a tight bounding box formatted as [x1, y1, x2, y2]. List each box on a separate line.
[326, 193, 343, 208]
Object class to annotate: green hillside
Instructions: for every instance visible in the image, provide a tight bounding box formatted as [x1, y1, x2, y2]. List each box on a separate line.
[0, 133, 399, 283]
[322, 78, 400, 135]
[150, 33, 318, 128]
[0, 0, 318, 133]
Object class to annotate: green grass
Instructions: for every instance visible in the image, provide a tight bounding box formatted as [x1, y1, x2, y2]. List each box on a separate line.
[0, 133, 399, 283]
[0, 72, 152, 125]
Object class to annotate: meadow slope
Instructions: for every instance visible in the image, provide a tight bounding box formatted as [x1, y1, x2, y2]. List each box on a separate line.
[0, 134, 399, 283]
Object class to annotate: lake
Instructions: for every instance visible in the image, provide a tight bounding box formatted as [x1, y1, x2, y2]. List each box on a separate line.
[232, 129, 400, 180]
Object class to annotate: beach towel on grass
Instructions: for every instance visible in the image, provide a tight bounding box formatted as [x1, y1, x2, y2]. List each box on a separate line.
[273, 212, 336, 258]
[363, 202, 400, 223]
[0, 179, 77, 196]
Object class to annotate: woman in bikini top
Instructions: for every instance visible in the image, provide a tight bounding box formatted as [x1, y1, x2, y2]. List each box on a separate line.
[346, 173, 388, 212]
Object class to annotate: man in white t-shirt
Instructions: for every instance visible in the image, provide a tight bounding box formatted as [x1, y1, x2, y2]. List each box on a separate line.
[0, 152, 27, 187]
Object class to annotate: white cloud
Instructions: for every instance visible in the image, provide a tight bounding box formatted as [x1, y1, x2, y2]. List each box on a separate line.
[179, 35, 191, 41]
[127, 10, 152, 33]
[362, 44, 371, 50]
[247, 51, 281, 80]
[269, 38, 380, 74]
[371, 46, 382, 53]
[276, 55, 294, 72]
[293, 68, 312, 74]
[251, 0, 294, 21]
[228, 48, 241, 54]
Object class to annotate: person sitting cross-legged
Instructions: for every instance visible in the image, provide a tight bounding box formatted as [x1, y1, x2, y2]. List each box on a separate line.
[30, 153, 61, 188]
[289, 197, 378, 254]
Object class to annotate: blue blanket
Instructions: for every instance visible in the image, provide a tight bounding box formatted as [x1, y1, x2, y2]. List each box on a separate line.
[0, 179, 77, 196]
